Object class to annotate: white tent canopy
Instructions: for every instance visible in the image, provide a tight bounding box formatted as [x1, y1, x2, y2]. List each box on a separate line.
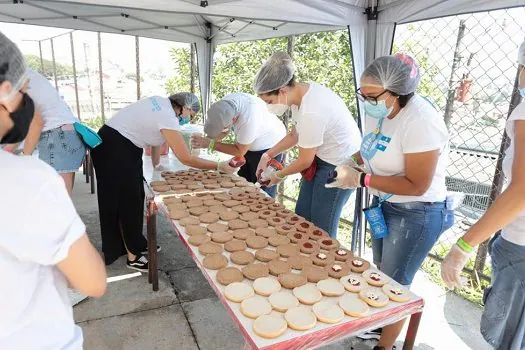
[1, 0, 522, 112]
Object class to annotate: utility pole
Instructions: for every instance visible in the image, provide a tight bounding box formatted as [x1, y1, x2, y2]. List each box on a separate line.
[443, 20, 466, 128]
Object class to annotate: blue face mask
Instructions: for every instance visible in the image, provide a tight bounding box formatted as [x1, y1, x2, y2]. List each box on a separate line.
[519, 87, 525, 98]
[364, 100, 393, 119]
[178, 115, 190, 125]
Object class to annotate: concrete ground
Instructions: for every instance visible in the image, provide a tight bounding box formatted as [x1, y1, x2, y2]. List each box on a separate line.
[71, 168, 491, 350]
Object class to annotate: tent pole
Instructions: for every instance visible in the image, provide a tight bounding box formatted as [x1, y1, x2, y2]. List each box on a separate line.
[190, 43, 196, 94]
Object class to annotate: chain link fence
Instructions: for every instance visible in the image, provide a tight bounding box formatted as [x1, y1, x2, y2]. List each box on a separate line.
[392, 6, 525, 284]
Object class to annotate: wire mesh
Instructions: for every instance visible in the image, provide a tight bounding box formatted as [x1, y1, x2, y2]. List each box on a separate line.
[393, 6, 525, 281]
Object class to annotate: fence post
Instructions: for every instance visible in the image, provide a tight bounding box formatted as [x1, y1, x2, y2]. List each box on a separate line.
[70, 32, 81, 121]
[443, 20, 466, 128]
[50, 38, 59, 91]
[135, 36, 141, 101]
[38, 41, 44, 74]
[98, 32, 105, 122]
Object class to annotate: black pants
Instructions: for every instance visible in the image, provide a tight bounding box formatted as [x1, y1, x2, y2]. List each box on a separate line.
[91, 125, 147, 265]
[237, 149, 283, 198]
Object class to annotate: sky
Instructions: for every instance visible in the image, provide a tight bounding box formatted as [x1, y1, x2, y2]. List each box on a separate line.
[0, 22, 187, 75]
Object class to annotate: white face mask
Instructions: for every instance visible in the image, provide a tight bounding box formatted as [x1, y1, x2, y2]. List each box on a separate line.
[267, 103, 289, 116]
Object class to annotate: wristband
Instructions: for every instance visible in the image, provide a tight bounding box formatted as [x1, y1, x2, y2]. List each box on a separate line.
[351, 154, 359, 165]
[275, 171, 285, 180]
[456, 237, 474, 254]
[364, 174, 371, 188]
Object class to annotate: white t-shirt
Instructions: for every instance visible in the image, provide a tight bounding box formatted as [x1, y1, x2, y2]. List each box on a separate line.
[226, 93, 287, 151]
[291, 82, 361, 165]
[501, 101, 525, 245]
[0, 151, 85, 349]
[26, 69, 78, 132]
[362, 95, 449, 203]
[106, 96, 180, 148]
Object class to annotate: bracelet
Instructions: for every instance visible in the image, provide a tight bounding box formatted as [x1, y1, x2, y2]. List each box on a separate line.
[359, 173, 366, 187]
[208, 139, 216, 153]
[456, 237, 474, 253]
[351, 154, 359, 164]
[364, 174, 371, 188]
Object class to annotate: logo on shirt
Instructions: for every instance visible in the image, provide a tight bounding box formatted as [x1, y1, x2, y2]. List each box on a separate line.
[361, 131, 392, 161]
[150, 97, 162, 112]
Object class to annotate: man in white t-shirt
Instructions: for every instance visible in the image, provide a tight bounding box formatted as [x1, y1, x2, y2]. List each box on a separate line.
[21, 68, 85, 195]
[442, 40, 525, 350]
[0, 31, 106, 350]
[192, 92, 286, 197]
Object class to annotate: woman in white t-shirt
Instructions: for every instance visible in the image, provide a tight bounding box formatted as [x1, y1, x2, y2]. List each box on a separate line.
[0, 31, 106, 350]
[442, 41, 525, 350]
[191, 92, 287, 197]
[91, 93, 236, 272]
[253, 52, 362, 238]
[22, 68, 86, 195]
[329, 54, 453, 350]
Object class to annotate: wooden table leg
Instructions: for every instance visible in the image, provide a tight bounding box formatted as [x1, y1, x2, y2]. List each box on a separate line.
[85, 151, 90, 183]
[147, 199, 159, 291]
[89, 153, 96, 194]
[403, 311, 422, 350]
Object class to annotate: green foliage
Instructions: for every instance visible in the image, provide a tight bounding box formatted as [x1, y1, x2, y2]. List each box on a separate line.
[24, 54, 74, 78]
[83, 116, 105, 131]
[392, 26, 446, 108]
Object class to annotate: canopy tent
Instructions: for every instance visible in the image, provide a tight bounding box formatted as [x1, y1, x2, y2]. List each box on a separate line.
[1, 0, 523, 114]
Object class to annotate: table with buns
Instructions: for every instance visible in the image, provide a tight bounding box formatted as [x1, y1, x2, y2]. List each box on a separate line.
[146, 169, 424, 350]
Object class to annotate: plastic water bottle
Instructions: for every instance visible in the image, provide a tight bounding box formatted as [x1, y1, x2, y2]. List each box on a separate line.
[258, 159, 284, 186]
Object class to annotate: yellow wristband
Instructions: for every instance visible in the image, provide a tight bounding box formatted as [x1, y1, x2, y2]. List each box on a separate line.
[456, 237, 474, 254]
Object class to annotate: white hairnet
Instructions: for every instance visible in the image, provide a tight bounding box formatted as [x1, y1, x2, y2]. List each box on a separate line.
[253, 51, 295, 94]
[361, 53, 420, 95]
[169, 92, 200, 113]
[205, 99, 237, 138]
[0, 31, 27, 101]
[518, 39, 525, 66]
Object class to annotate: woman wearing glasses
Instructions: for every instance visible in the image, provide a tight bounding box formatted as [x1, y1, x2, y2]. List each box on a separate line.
[253, 52, 362, 238]
[329, 53, 453, 350]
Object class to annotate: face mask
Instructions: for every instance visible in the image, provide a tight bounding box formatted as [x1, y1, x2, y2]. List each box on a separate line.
[1, 93, 35, 144]
[178, 114, 190, 126]
[267, 103, 289, 116]
[364, 100, 393, 119]
[519, 88, 525, 98]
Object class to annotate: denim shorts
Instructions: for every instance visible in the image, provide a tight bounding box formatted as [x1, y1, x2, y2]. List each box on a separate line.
[481, 235, 525, 350]
[38, 125, 86, 173]
[371, 199, 454, 285]
[295, 157, 353, 238]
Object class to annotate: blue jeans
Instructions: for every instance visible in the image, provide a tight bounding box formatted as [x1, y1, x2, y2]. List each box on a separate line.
[295, 157, 352, 238]
[38, 126, 86, 173]
[371, 199, 454, 285]
[481, 235, 525, 350]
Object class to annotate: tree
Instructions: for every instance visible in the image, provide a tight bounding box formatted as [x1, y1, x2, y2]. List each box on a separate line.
[24, 54, 74, 78]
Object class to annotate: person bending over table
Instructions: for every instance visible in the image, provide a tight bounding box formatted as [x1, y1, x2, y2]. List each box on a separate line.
[191, 92, 286, 197]
[441, 40, 525, 350]
[328, 53, 453, 350]
[0, 31, 106, 350]
[22, 68, 86, 195]
[91, 92, 237, 272]
[253, 51, 362, 238]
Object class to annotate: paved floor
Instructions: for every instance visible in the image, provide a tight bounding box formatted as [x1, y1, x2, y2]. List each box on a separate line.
[71, 167, 491, 350]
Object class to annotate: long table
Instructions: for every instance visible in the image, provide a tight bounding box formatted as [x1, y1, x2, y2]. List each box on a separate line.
[143, 179, 424, 350]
